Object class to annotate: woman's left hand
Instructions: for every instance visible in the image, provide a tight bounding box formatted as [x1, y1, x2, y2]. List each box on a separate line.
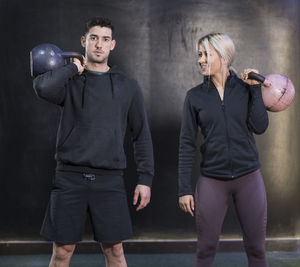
[241, 68, 272, 87]
[241, 68, 260, 85]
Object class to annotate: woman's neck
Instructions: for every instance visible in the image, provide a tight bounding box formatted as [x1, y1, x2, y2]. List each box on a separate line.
[211, 69, 230, 89]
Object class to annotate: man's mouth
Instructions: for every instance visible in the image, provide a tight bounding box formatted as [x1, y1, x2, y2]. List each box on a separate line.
[94, 50, 104, 56]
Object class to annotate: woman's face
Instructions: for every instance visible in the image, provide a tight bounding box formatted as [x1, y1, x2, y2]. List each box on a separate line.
[198, 43, 223, 76]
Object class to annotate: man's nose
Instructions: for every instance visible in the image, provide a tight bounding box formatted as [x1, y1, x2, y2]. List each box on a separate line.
[95, 39, 102, 48]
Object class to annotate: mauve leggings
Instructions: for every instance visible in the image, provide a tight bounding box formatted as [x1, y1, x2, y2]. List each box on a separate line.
[194, 170, 268, 267]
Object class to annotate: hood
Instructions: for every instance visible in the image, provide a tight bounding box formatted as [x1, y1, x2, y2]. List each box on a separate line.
[79, 65, 122, 108]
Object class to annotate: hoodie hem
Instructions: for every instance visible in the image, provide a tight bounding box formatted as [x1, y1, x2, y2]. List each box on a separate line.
[56, 162, 124, 175]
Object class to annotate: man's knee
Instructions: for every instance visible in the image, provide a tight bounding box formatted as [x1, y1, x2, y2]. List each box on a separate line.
[101, 242, 124, 259]
[52, 243, 76, 261]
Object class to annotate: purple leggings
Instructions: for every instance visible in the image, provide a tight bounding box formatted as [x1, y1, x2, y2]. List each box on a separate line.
[194, 170, 268, 267]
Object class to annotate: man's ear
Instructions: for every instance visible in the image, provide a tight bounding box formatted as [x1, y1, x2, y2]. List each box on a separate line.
[81, 36, 86, 48]
[110, 39, 116, 51]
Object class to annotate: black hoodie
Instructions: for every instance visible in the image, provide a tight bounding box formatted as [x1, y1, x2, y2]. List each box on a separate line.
[33, 63, 154, 186]
[178, 74, 268, 196]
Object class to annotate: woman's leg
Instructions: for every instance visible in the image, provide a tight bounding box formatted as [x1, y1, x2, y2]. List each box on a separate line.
[233, 170, 268, 267]
[194, 176, 230, 267]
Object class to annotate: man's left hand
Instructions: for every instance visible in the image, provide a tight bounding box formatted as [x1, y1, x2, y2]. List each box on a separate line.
[133, 184, 151, 211]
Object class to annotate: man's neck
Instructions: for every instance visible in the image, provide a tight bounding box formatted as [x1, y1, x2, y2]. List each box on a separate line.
[86, 62, 110, 73]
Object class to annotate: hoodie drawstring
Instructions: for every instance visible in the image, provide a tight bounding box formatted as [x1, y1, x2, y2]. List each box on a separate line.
[109, 73, 114, 99]
[81, 73, 87, 109]
[81, 70, 115, 108]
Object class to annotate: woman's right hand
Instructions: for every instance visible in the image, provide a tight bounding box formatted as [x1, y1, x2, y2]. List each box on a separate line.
[179, 195, 195, 217]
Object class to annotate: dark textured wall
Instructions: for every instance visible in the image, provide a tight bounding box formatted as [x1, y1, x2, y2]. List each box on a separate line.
[0, 0, 299, 241]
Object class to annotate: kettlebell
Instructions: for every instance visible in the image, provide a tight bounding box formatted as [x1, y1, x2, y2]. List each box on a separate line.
[248, 72, 295, 112]
[30, 43, 83, 77]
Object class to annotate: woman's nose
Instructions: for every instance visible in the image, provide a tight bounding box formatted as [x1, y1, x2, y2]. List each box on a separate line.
[198, 55, 206, 64]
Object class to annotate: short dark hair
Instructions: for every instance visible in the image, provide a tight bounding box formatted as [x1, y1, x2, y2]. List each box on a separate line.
[83, 17, 114, 37]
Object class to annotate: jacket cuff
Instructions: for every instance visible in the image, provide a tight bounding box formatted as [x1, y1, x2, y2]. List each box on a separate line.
[178, 190, 193, 197]
[249, 84, 262, 98]
[138, 174, 153, 187]
[67, 63, 80, 74]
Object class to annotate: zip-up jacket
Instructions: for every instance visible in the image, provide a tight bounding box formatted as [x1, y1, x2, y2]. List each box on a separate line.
[33, 63, 154, 186]
[178, 74, 268, 196]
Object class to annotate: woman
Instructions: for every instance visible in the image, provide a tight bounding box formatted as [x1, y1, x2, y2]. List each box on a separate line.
[178, 33, 270, 267]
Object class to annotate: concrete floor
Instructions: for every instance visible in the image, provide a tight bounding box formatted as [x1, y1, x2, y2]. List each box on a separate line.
[1, 252, 300, 267]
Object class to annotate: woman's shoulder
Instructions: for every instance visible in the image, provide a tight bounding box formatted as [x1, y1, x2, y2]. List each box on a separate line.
[186, 83, 208, 101]
[230, 74, 247, 88]
[186, 82, 207, 96]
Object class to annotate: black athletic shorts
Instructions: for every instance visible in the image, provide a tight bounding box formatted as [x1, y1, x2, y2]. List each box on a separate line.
[40, 170, 133, 244]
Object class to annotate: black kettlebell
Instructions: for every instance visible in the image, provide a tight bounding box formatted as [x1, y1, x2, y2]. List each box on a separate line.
[30, 43, 83, 77]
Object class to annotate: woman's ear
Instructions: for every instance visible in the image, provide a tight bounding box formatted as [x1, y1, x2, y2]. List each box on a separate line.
[221, 57, 227, 66]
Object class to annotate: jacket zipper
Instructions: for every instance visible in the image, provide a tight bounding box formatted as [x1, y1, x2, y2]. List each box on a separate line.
[221, 98, 234, 178]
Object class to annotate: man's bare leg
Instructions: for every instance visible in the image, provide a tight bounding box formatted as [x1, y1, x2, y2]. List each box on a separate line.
[49, 242, 76, 267]
[101, 242, 127, 267]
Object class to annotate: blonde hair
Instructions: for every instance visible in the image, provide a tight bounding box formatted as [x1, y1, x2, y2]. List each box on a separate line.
[198, 33, 236, 73]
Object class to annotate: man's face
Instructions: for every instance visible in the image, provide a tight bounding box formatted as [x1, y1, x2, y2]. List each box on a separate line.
[81, 26, 116, 64]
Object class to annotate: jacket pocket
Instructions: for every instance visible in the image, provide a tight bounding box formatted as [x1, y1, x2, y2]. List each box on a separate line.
[247, 138, 258, 157]
[57, 125, 76, 149]
[57, 125, 125, 167]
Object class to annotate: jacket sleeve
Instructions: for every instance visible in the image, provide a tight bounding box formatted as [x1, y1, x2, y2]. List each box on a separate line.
[247, 84, 269, 134]
[127, 82, 154, 187]
[33, 63, 78, 105]
[178, 93, 198, 196]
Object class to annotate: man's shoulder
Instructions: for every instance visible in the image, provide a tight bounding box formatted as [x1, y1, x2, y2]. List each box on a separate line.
[110, 66, 139, 87]
[117, 73, 138, 85]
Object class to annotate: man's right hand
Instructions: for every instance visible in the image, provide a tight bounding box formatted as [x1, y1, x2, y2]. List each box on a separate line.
[72, 57, 86, 75]
[179, 195, 194, 217]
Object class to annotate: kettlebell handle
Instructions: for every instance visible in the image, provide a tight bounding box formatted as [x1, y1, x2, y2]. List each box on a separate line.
[248, 72, 265, 83]
[60, 52, 84, 64]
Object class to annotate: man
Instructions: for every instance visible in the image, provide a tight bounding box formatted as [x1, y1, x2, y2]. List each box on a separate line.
[33, 17, 154, 267]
